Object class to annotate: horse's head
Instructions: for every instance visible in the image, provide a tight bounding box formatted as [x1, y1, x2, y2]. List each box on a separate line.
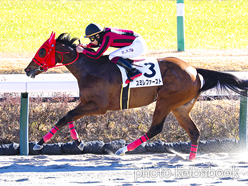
[25, 32, 79, 78]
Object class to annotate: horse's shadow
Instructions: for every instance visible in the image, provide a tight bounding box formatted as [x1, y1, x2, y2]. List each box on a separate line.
[0, 154, 188, 174]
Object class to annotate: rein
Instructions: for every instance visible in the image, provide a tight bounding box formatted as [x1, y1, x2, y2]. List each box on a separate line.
[55, 51, 79, 68]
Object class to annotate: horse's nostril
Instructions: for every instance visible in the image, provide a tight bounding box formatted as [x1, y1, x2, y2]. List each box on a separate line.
[25, 68, 30, 72]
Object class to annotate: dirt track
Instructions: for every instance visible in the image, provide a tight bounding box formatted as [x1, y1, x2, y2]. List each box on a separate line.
[0, 49, 248, 74]
[1, 153, 248, 185]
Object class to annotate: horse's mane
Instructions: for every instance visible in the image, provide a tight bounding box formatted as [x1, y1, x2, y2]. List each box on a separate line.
[56, 33, 79, 49]
[56, 33, 96, 53]
[56, 33, 108, 61]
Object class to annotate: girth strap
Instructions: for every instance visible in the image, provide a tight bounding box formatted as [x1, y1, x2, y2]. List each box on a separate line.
[120, 83, 130, 110]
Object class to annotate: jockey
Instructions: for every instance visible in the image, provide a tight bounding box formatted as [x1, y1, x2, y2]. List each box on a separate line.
[76, 23, 147, 84]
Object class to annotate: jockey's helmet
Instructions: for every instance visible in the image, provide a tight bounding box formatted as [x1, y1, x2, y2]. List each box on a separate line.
[84, 23, 103, 38]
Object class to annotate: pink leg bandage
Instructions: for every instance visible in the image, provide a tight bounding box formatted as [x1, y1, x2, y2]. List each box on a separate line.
[68, 121, 78, 140]
[127, 134, 149, 151]
[43, 126, 59, 143]
[189, 144, 198, 160]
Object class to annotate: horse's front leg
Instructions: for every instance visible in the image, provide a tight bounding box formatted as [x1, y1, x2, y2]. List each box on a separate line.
[33, 101, 105, 151]
[33, 116, 84, 151]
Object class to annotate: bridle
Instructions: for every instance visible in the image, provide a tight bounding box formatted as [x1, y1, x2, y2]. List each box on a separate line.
[33, 50, 79, 72]
[32, 31, 79, 72]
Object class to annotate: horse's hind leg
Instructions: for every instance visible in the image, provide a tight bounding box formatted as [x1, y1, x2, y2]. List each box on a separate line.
[172, 97, 200, 161]
[115, 99, 171, 155]
[115, 96, 200, 161]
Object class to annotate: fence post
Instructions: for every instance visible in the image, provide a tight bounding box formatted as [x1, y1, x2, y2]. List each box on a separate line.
[239, 92, 247, 151]
[177, 0, 185, 51]
[20, 92, 29, 155]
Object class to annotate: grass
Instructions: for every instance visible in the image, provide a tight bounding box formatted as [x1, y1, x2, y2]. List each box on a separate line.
[0, 0, 247, 54]
[185, 0, 248, 49]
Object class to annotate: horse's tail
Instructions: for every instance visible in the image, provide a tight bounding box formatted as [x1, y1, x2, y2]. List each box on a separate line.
[197, 68, 248, 97]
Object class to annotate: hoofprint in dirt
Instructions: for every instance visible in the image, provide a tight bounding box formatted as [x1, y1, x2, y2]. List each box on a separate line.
[0, 153, 248, 186]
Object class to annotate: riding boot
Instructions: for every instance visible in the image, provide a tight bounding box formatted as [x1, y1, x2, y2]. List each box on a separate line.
[116, 57, 142, 84]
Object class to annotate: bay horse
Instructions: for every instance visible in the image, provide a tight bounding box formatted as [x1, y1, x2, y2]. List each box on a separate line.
[25, 32, 248, 160]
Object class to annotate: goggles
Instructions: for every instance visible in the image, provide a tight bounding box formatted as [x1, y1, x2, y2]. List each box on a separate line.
[89, 35, 97, 42]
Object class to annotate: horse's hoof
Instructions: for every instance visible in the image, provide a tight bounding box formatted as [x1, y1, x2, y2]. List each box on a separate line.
[33, 144, 43, 150]
[78, 141, 84, 151]
[115, 146, 128, 156]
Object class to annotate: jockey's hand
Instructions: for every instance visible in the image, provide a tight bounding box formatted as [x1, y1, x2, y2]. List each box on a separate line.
[76, 44, 85, 53]
[80, 44, 88, 48]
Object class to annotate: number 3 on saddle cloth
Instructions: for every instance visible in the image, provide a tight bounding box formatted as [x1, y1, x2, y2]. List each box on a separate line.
[117, 57, 163, 110]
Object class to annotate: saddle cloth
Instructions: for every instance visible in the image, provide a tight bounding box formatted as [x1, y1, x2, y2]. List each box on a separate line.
[117, 57, 163, 88]
[117, 57, 163, 110]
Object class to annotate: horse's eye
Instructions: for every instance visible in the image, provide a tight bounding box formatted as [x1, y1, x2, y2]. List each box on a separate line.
[38, 48, 46, 58]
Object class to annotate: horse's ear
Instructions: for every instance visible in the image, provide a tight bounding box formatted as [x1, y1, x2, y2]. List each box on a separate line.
[48, 31, 56, 45]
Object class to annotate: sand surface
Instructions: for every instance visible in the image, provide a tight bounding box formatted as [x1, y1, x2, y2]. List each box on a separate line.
[1, 153, 248, 185]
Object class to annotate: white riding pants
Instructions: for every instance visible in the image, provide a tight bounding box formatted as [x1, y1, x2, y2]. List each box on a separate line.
[109, 36, 147, 60]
